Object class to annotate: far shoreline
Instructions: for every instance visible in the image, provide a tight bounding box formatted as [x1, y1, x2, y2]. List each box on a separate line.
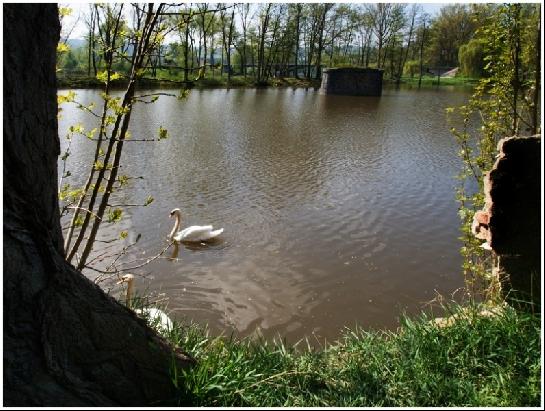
[57, 74, 477, 91]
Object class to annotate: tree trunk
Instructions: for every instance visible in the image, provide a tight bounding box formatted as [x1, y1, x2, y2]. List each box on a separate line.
[314, 4, 331, 80]
[184, 15, 190, 82]
[227, 8, 235, 82]
[294, 4, 301, 78]
[3, 4, 194, 406]
[257, 4, 272, 83]
[418, 22, 426, 88]
[531, 9, 540, 134]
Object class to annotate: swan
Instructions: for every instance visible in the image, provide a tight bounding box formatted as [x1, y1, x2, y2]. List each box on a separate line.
[117, 274, 173, 334]
[168, 208, 224, 243]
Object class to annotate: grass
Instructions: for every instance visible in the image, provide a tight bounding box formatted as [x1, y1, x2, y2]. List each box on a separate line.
[130, 297, 541, 407]
[57, 70, 332, 90]
[58, 67, 479, 90]
[395, 75, 479, 87]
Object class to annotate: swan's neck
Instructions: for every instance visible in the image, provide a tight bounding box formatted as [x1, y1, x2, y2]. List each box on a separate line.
[168, 213, 181, 240]
[125, 278, 134, 306]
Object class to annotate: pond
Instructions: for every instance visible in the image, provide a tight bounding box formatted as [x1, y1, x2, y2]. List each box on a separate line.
[59, 85, 473, 344]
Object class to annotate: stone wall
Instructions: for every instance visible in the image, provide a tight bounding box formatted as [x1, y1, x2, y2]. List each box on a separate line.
[472, 135, 541, 308]
[320, 68, 383, 96]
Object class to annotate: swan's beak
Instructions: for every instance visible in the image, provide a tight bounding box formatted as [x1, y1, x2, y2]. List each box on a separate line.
[116, 274, 133, 284]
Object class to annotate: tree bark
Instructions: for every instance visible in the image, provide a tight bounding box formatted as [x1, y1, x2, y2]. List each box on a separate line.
[3, 4, 194, 406]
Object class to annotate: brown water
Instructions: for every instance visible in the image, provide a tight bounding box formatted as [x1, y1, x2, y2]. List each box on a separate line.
[59, 86, 473, 344]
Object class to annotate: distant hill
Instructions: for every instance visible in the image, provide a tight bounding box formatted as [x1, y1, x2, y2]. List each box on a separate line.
[66, 38, 86, 49]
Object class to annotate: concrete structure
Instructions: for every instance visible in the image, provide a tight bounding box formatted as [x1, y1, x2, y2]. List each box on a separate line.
[472, 135, 541, 309]
[320, 67, 383, 96]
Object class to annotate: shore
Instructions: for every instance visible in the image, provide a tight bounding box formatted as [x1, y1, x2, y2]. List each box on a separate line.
[57, 74, 323, 90]
[57, 73, 477, 90]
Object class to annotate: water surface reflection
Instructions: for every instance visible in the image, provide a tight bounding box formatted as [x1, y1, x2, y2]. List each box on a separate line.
[59, 86, 472, 343]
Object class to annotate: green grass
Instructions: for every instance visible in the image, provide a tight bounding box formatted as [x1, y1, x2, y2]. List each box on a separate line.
[58, 68, 479, 90]
[395, 75, 479, 87]
[57, 69, 322, 90]
[131, 301, 541, 407]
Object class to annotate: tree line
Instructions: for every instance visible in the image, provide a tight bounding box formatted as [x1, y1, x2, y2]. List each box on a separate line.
[58, 3, 540, 85]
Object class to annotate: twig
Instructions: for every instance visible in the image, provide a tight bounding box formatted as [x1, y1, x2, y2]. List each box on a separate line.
[107, 203, 150, 208]
[66, 206, 102, 221]
[133, 92, 177, 100]
[115, 242, 174, 271]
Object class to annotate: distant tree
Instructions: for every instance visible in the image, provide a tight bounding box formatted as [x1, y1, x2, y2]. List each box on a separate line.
[366, 3, 405, 69]
[415, 12, 431, 87]
[256, 3, 272, 82]
[428, 4, 476, 67]
[394, 4, 419, 85]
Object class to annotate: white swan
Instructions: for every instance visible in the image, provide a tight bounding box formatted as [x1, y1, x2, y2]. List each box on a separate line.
[117, 274, 173, 334]
[168, 208, 224, 243]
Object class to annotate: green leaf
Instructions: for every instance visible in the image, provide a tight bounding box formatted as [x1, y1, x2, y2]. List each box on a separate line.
[69, 124, 84, 134]
[107, 208, 123, 223]
[86, 128, 98, 139]
[144, 195, 154, 206]
[110, 71, 121, 80]
[96, 70, 109, 84]
[59, 7, 72, 17]
[57, 43, 70, 54]
[58, 91, 76, 105]
[178, 88, 191, 100]
[158, 126, 168, 140]
[118, 175, 129, 186]
[74, 215, 85, 227]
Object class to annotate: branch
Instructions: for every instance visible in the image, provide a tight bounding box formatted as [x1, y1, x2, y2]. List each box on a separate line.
[66, 205, 102, 221]
[85, 242, 175, 275]
[132, 92, 177, 100]
[72, 101, 102, 118]
[114, 242, 174, 271]
[107, 202, 152, 208]
[156, 3, 236, 17]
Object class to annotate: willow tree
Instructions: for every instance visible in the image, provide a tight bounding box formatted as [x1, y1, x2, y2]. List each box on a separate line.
[3, 4, 193, 406]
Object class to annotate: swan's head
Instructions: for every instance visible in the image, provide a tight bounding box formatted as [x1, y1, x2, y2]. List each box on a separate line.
[116, 273, 134, 285]
[117, 274, 135, 306]
[169, 208, 181, 218]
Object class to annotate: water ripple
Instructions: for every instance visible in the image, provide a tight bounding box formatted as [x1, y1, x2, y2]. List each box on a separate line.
[59, 86, 471, 342]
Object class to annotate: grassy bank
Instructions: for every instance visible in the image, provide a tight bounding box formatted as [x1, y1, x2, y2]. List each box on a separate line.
[393, 75, 479, 87]
[57, 72, 321, 90]
[58, 71, 477, 90]
[140, 302, 540, 406]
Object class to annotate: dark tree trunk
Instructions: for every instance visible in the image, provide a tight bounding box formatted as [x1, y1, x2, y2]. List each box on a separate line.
[184, 15, 190, 82]
[314, 5, 330, 80]
[3, 4, 194, 406]
[418, 22, 427, 88]
[294, 4, 301, 78]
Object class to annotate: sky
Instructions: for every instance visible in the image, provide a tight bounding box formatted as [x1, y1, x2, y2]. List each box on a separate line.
[60, 1, 449, 40]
